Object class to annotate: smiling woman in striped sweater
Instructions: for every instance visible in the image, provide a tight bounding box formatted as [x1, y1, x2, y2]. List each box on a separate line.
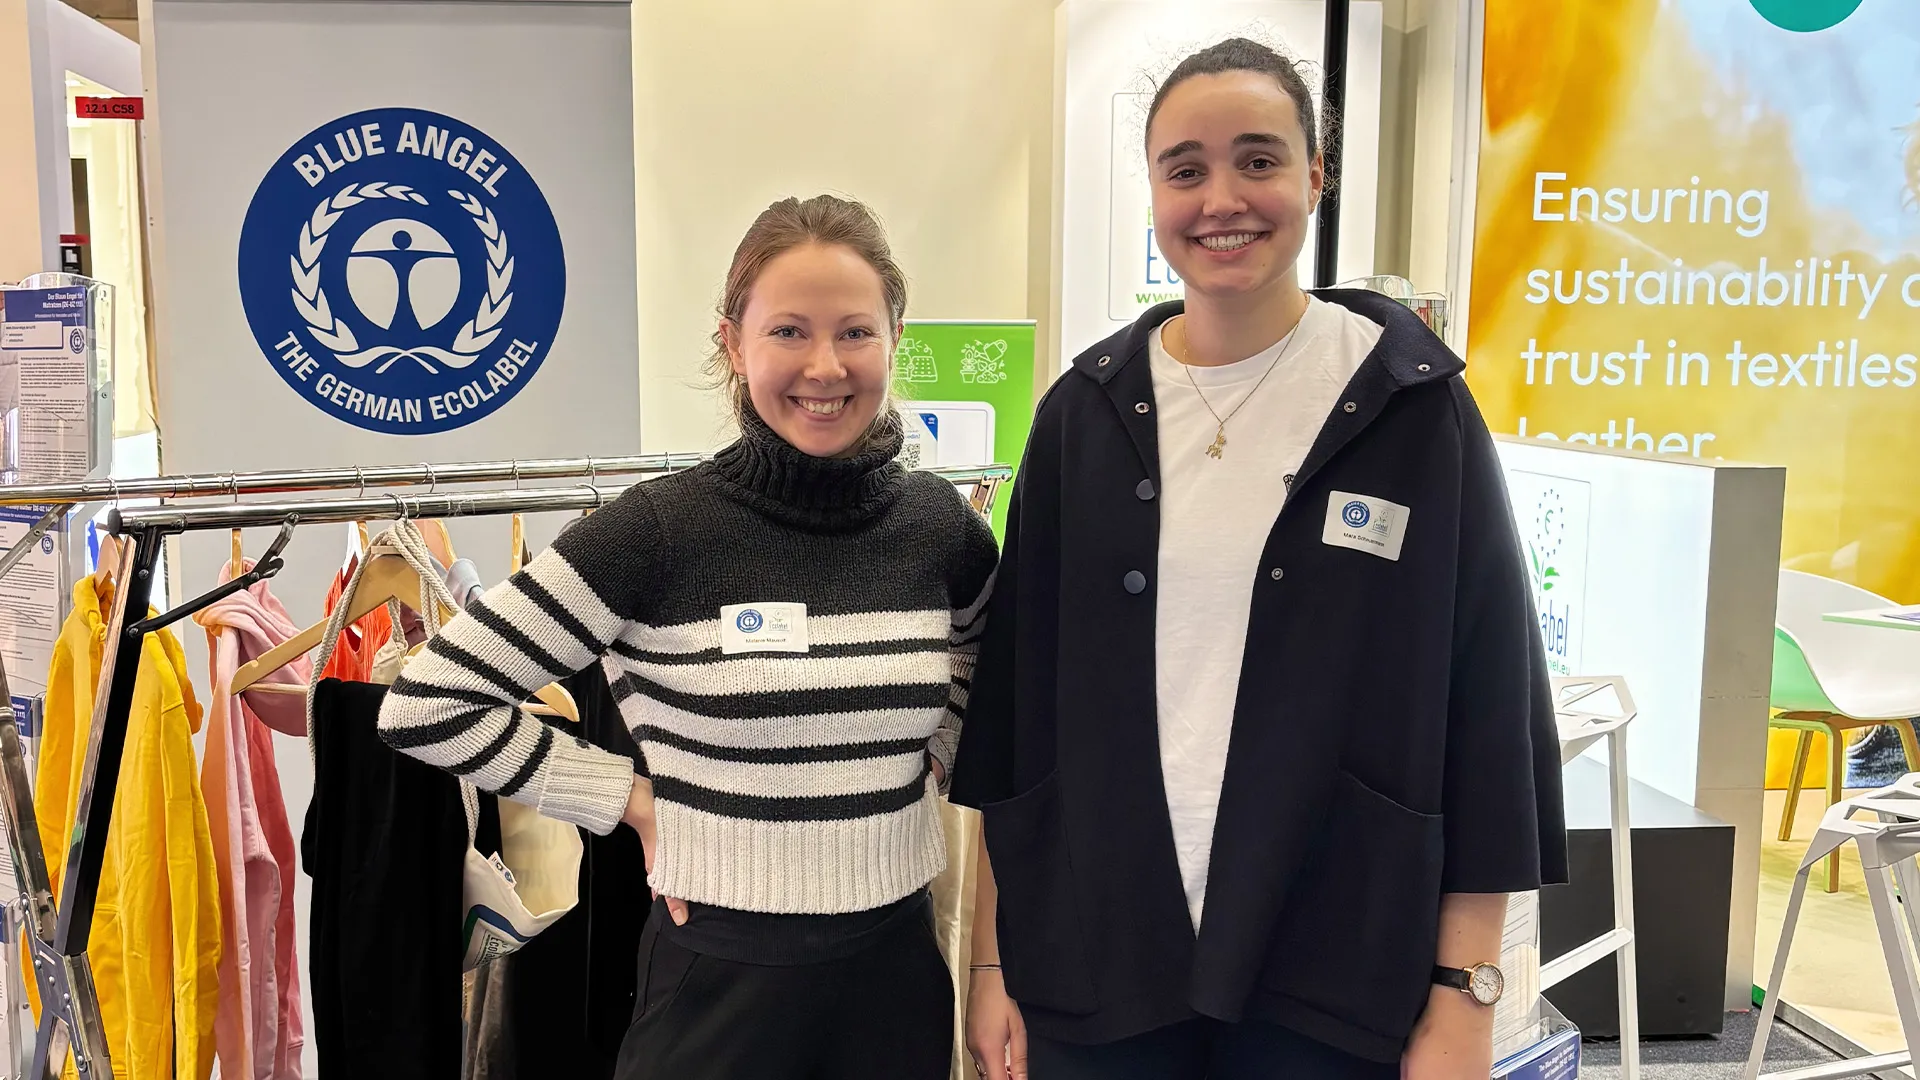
[377, 194, 999, 1080]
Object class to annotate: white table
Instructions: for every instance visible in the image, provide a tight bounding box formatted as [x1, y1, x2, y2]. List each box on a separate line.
[1823, 606, 1920, 631]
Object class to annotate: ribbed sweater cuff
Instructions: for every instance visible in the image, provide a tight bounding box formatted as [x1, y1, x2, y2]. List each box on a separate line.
[534, 738, 637, 836]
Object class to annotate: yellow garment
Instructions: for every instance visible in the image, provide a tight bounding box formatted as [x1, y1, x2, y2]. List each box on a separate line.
[25, 577, 220, 1080]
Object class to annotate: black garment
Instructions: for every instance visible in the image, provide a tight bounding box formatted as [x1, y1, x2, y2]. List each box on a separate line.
[614, 897, 953, 1080]
[950, 290, 1569, 1061]
[475, 666, 652, 1080]
[304, 678, 468, 1079]
[1029, 1018, 1397, 1080]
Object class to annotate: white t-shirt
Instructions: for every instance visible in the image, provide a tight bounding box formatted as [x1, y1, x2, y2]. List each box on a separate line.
[1149, 297, 1386, 931]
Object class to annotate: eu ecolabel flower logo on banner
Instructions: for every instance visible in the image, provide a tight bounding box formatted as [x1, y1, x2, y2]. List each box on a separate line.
[238, 107, 566, 434]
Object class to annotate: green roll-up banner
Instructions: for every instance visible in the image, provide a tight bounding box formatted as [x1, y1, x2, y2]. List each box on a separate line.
[895, 320, 1037, 540]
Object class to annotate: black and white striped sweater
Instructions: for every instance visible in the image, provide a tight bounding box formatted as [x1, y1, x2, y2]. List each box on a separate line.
[377, 412, 999, 915]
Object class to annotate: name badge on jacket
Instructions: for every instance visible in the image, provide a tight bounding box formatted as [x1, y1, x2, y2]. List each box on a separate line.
[720, 602, 811, 654]
[1323, 492, 1411, 561]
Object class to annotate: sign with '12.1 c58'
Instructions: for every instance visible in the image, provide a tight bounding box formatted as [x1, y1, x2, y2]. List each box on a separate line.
[74, 96, 144, 120]
[237, 107, 567, 434]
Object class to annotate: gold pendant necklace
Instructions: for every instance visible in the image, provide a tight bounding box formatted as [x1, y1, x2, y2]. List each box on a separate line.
[1173, 314, 1305, 460]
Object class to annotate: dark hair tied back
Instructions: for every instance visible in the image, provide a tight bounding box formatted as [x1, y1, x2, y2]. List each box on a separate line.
[1145, 37, 1322, 162]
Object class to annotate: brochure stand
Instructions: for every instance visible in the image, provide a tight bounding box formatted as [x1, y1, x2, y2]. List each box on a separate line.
[1493, 998, 1581, 1079]
[1745, 775, 1920, 1080]
[0, 273, 115, 1080]
[2, 275, 115, 488]
[1547, 676, 1641, 1080]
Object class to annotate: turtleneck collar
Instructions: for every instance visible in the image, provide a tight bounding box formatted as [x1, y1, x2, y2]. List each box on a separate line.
[709, 403, 908, 531]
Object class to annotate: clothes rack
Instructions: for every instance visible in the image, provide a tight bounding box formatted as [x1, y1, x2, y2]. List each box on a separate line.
[0, 454, 715, 582]
[0, 457, 1011, 1080]
[0, 454, 717, 507]
[102, 468, 1008, 535]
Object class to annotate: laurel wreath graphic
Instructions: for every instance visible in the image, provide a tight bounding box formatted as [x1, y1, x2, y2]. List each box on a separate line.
[290, 181, 515, 374]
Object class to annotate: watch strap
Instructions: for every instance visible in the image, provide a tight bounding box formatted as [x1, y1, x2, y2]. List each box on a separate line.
[1431, 965, 1472, 992]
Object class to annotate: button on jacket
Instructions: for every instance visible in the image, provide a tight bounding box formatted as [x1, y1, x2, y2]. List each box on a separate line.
[950, 290, 1569, 1063]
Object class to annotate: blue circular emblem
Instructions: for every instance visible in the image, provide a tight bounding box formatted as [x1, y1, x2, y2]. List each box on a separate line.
[40, 535, 54, 555]
[238, 107, 566, 434]
[736, 609, 764, 633]
[1342, 500, 1371, 529]
[68, 328, 84, 354]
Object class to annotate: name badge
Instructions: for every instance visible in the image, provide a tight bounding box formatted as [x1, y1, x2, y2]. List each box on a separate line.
[1323, 492, 1411, 562]
[719, 602, 810, 655]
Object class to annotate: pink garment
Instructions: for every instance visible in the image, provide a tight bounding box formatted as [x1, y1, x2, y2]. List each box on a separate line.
[193, 561, 308, 1080]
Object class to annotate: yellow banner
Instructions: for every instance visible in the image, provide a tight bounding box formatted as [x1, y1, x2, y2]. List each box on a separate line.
[1467, 0, 1920, 602]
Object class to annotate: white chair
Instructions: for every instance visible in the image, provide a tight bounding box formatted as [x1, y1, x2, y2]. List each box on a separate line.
[1772, 570, 1920, 891]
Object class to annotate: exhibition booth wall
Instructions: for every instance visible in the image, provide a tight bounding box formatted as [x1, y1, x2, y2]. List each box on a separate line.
[141, 0, 644, 577]
[631, 0, 1472, 452]
[630, 0, 1058, 455]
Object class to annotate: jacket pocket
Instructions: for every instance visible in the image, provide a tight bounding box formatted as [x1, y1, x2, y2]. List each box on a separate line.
[980, 771, 1099, 1015]
[1261, 769, 1444, 1039]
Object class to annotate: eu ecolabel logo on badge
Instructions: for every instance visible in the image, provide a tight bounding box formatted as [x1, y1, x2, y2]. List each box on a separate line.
[238, 107, 566, 434]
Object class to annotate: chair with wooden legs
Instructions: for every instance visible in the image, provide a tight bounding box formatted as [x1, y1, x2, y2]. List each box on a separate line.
[1772, 570, 1920, 892]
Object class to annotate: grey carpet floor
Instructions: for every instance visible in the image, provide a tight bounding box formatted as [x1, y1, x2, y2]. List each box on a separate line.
[1578, 1011, 1857, 1080]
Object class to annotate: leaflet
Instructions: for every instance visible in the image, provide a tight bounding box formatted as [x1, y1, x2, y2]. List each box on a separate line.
[0, 507, 61, 707]
[0, 287, 93, 480]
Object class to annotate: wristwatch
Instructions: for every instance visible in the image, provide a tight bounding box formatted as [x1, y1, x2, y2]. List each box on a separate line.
[1432, 963, 1504, 1006]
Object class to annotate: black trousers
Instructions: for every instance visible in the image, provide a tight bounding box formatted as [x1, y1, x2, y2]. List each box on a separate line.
[1029, 1018, 1399, 1080]
[614, 899, 953, 1080]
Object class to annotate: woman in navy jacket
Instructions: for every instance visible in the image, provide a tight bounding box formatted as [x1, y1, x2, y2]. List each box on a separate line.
[952, 38, 1567, 1080]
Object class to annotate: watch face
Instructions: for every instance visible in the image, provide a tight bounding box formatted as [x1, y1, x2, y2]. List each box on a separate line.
[1469, 964, 1505, 1006]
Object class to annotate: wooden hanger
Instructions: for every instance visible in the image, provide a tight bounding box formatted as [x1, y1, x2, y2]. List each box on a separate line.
[510, 513, 526, 575]
[231, 543, 578, 721]
[92, 529, 121, 589]
[230, 529, 246, 580]
[232, 552, 421, 693]
[422, 519, 456, 566]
